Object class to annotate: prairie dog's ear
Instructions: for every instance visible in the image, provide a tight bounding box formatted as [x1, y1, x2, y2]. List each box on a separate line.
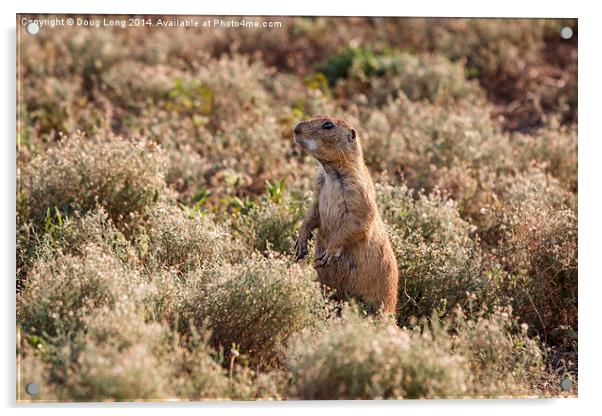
[348, 128, 357, 142]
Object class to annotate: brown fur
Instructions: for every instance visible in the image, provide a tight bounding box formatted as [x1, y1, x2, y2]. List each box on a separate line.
[293, 116, 398, 313]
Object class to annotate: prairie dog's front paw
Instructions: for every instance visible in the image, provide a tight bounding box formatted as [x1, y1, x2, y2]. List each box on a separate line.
[294, 236, 309, 261]
[314, 247, 342, 268]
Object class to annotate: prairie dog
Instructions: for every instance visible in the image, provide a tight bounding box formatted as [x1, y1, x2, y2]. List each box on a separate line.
[293, 116, 398, 313]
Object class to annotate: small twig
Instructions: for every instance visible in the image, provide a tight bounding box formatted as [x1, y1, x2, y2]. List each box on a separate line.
[525, 290, 547, 344]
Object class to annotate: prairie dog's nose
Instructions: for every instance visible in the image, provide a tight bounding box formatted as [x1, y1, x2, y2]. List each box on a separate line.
[293, 122, 303, 134]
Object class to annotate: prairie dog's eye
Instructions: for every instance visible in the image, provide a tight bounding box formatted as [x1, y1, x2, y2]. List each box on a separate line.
[321, 121, 335, 130]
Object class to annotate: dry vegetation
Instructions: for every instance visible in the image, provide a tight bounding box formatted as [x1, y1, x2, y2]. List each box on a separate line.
[17, 16, 577, 401]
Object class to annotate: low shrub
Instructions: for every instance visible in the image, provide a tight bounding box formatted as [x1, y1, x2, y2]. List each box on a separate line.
[19, 302, 253, 402]
[511, 121, 578, 192]
[288, 306, 545, 399]
[375, 18, 577, 130]
[287, 314, 468, 399]
[41, 207, 137, 264]
[165, 334, 234, 401]
[119, 55, 325, 202]
[376, 183, 484, 321]
[17, 207, 138, 290]
[55, 305, 172, 401]
[101, 61, 180, 109]
[358, 98, 577, 222]
[447, 306, 545, 396]
[17, 244, 143, 338]
[19, 133, 169, 236]
[143, 205, 232, 275]
[317, 48, 481, 105]
[182, 254, 329, 367]
[235, 190, 305, 255]
[19, 76, 86, 143]
[481, 170, 578, 346]
[357, 96, 516, 218]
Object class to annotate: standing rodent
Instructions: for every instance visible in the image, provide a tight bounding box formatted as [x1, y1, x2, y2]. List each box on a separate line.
[293, 116, 398, 314]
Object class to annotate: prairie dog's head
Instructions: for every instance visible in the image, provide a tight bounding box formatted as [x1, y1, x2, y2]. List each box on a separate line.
[293, 116, 360, 164]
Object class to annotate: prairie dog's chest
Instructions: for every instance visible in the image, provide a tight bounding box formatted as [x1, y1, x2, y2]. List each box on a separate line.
[318, 172, 346, 231]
